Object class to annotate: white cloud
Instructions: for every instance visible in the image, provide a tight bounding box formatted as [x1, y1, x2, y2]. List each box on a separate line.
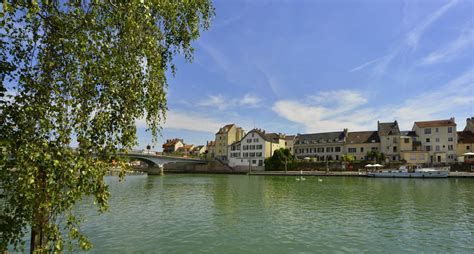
[272, 70, 474, 132]
[420, 27, 474, 65]
[350, 58, 380, 72]
[198, 93, 262, 110]
[136, 110, 225, 133]
[241, 94, 262, 106]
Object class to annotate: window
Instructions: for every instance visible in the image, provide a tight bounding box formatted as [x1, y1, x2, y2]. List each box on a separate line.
[435, 138, 440, 142]
[426, 138, 430, 143]
[467, 145, 470, 150]
[335, 147, 341, 152]
[318, 148, 324, 153]
[335, 155, 339, 160]
[256, 144, 263, 149]
[410, 154, 416, 160]
[251, 133, 254, 137]
[250, 145, 255, 150]
[252, 160, 257, 164]
[253, 138, 259, 142]
[425, 146, 431, 151]
[448, 137, 453, 142]
[360, 147, 364, 153]
[436, 145, 440, 151]
[372, 147, 378, 151]
[348, 148, 356, 153]
[250, 152, 256, 157]
[393, 146, 397, 152]
[404, 138, 409, 143]
[448, 127, 453, 133]
[448, 145, 454, 151]
[247, 139, 252, 143]
[243, 152, 248, 157]
[424, 128, 431, 134]
[435, 128, 439, 132]
[393, 137, 397, 144]
[256, 152, 262, 157]
[243, 145, 248, 150]
[258, 160, 263, 166]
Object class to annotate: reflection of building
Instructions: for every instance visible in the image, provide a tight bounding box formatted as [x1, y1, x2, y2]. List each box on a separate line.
[215, 124, 245, 161]
[162, 138, 184, 153]
[294, 130, 347, 161]
[228, 129, 286, 171]
[378, 121, 401, 162]
[457, 117, 474, 163]
[344, 131, 380, 161]
[413, 118, 457, 163]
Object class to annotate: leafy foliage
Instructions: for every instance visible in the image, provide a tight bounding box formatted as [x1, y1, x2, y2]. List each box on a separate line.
[366, 151, 386, 163]
[341, 154, 355, 164]
[0, 0, 214, 252]
[265, 148, 296, 171]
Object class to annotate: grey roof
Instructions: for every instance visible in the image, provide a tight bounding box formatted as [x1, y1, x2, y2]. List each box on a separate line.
[346, 131, 380, 144]
[400, 131, 418, 137]
[295, 131, 346, 144]
[378, 121, 400, 136]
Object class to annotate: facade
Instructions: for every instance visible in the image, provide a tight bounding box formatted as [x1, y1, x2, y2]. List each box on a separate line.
[284, 135, 296, 155]
[399, 131, 430, 164]
[162, 138, 184, 153]
[344, 131, 380, 161]
[228, 129, 286, 170]
[177, 144, 195, 155]
[412, 118, 457, 163]
[378, 121, 401, 162]
[215, 124, 245, 161]
[294, 130, 347, 161]
[191, 145, 207, 155]
[457, 117, 474, 162]
[206, 141, 216, 158]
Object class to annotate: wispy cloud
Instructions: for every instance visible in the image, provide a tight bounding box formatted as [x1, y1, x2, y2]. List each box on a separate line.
[198, 93, 262, 110]
[420, 26, 474, 65]
[350, 58, 380, 72]
[352, 0, 458, 74]
[136, 110, 225, 133]
[272, 70, 474, 132]
[406, 0, 459, 49]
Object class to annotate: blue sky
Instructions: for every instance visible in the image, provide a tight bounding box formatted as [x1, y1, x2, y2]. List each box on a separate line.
[137, 0, 473, 149]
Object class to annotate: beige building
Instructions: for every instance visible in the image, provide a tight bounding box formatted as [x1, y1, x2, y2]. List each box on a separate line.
[378, 121, 401, 162]
[294, 130, 347, 161]
[191, 145, 207, 155]
[412, 118, 457, 163]
[399, 131, 430, 164]
[228, 129, 286, 170]
[206, 140, 216, 158]
[345, 131, 380, 161]
[457, 117, 474, 163]
[162, 138, 184, 153]
[215, 124, 245, 161]
[284, 135, 296, 155]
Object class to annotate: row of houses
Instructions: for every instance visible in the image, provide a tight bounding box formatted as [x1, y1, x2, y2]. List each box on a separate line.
[161, 138, 207, 156]
[208, 117, 474, 170]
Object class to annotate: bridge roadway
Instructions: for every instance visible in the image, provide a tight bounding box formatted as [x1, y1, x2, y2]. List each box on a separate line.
[118, 152, 208, 175]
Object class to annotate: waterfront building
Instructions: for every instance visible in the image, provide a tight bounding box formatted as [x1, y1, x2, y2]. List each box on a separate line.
[399, 131, 430, 164]
[206, 140, 216, 158]
[294, 130, 347, 161]
[378, 121, 401, 162]
[191, 145, 207, 155]
[162, 138, 184, 153]
[284, 135, 296, 155]
[227, 129, 286, 171]
[177, 144, 195, 155]
[344, 131, 380, 161]
[214, 124, 245, 161]
[412, 118, 457, 163]
[456, 117, 474, 162]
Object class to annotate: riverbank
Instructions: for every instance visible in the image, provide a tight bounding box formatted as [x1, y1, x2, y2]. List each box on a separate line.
[248, 170, 474, 178]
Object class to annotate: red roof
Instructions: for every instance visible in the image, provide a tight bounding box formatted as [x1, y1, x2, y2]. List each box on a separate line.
[414, 119, 456, 128]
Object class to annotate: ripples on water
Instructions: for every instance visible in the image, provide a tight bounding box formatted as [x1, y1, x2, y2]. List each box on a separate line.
[72, 175, 474, 253]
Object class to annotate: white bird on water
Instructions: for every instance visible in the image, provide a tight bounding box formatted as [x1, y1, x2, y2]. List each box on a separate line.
[318, 178, 323, 182]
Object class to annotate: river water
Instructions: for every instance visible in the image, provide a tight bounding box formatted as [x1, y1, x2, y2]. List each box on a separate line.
[75, 175, 474, 253]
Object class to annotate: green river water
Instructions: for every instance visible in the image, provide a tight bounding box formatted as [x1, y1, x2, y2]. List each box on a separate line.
[23, 175, 474, 253]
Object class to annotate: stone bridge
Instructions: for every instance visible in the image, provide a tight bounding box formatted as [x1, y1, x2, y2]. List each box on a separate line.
[119, 152, 208, 175]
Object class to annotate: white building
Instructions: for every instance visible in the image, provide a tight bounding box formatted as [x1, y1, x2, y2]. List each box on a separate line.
[412, 118, 457, 163]
[228, 129, 286, 171]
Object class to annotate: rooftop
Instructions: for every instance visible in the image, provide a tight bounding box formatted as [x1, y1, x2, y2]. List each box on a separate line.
[346, 131, 380, 144]
[378, 121, 400, 136]
[414, 118, 456, 128]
